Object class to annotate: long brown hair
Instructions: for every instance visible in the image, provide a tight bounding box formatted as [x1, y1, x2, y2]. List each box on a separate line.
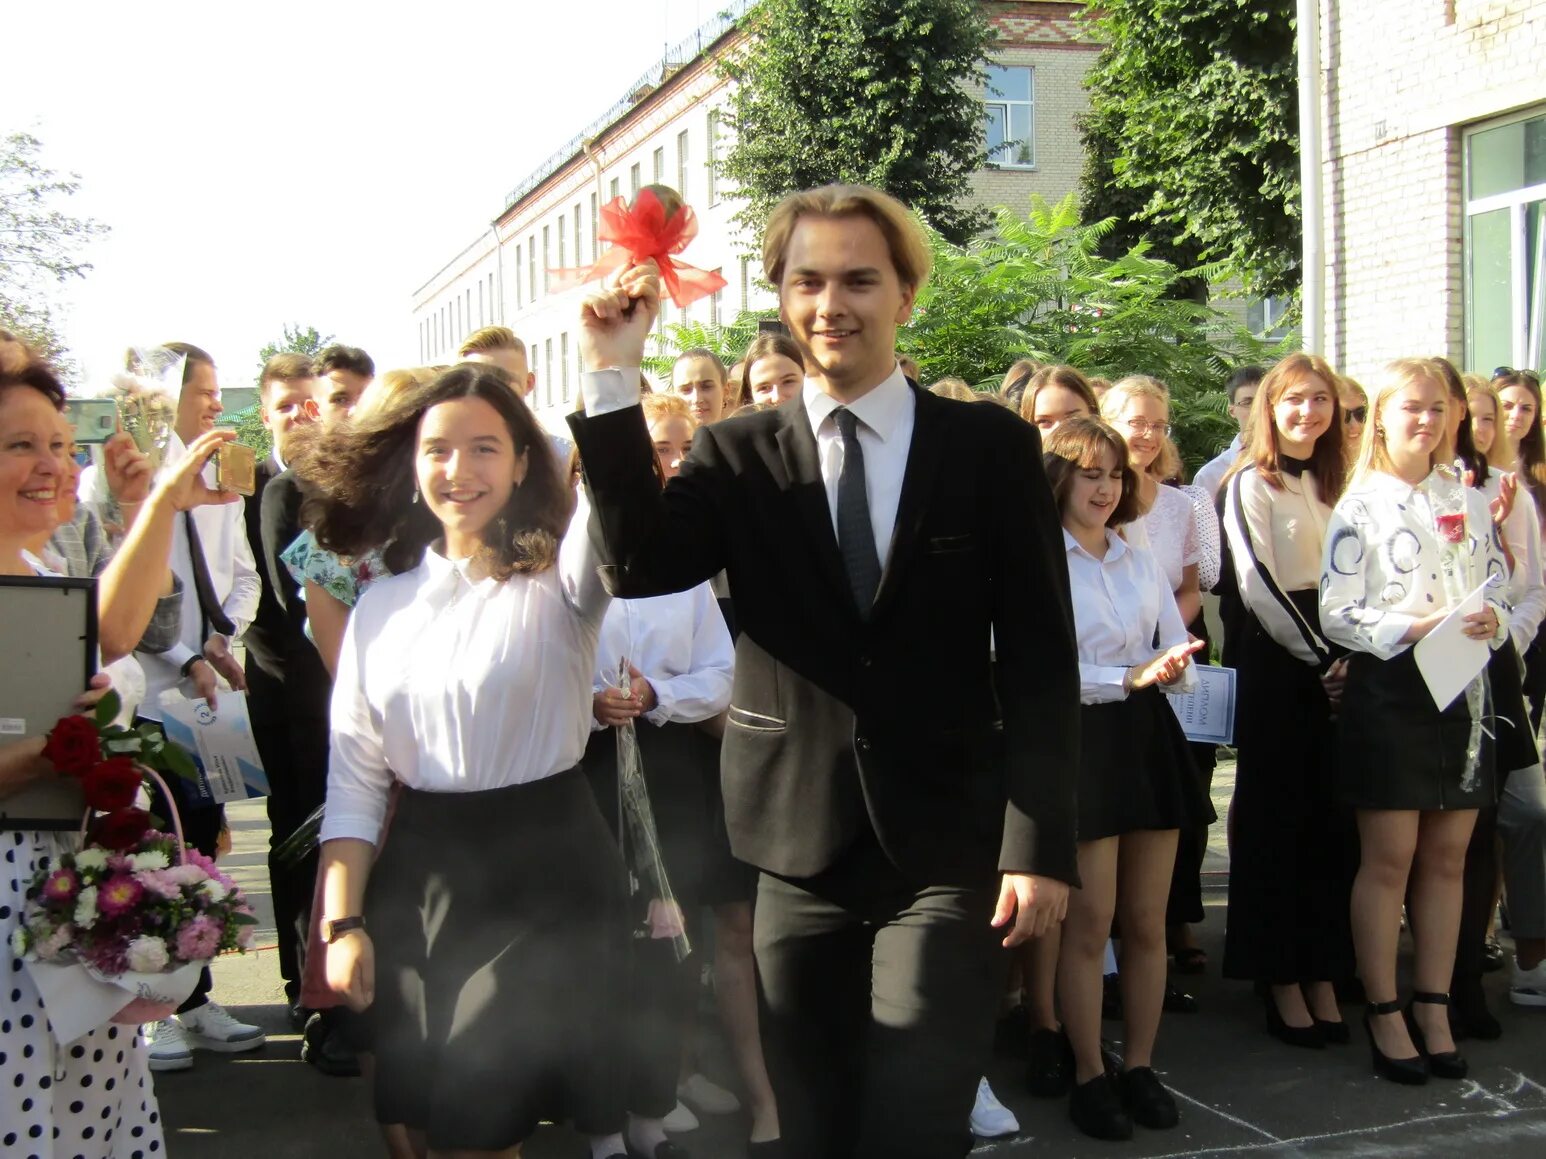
[1227, 353, 1345, 502]
[296, 364, 568, 579]
[1495, 369, 1546, 500]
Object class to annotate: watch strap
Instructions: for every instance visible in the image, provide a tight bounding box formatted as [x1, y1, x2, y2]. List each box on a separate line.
[325, 916, 366, 943]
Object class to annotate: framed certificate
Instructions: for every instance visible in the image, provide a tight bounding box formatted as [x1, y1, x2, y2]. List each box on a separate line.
[0, 575, 98, 828]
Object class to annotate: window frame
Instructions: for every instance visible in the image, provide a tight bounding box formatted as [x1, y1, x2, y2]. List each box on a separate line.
[982, 63, 1036, 170]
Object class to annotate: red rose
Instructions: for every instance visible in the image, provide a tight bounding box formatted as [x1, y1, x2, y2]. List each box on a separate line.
[82, 758, 143, 812]
[91, 807, 153, 852]
[42, 714, 102, 777]
[1436, 512, 1466, 544]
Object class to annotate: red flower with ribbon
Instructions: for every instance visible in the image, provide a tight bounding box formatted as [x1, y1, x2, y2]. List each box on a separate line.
[82, 757, 144, 812]
[548, 187, 727, 308]
[1436, 512, 1466, 544]
[92, 807, 153, 852]
[42, 714, 102, 777]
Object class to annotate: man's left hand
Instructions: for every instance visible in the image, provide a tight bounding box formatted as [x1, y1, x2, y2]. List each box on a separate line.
[992, 872, 1069, 946]
[203, 635, 247, 692]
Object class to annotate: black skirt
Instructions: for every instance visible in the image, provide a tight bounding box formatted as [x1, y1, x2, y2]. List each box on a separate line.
[1077, 686, 1215, 842]
[365, 770, 628, 1148]
[1223, 595, 1357, 984]
[1338, 648, 1496, 811]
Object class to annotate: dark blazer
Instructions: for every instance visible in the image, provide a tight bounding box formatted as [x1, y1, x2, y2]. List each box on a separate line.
[568, 385, 1080, 885]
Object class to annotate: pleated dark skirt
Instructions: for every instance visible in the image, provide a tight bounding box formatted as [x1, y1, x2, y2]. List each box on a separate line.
[1077, 686, 1215, 842]
[1223, 599, 1357, 984]
[365, 769, 628, 1148]
[1338, 648, 1496, 811]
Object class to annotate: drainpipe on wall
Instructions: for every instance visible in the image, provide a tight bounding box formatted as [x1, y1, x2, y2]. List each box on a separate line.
[1297, 0, 1325, 355]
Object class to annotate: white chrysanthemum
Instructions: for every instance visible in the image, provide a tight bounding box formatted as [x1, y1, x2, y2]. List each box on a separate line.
[74, 885, 99, 928]
[9, 928, 28, 957]
[199, 879, 230, 902]
[73, 848, 109, 872]
[125, 935, 170, 973]
[128, 849, 170, 872]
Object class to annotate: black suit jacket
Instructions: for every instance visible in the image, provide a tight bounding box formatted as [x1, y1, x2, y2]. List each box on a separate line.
[568, 386, 1080, 886]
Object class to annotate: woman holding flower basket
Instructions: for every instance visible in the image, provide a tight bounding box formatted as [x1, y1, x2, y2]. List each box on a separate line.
[1320, 358, 1509, 1087]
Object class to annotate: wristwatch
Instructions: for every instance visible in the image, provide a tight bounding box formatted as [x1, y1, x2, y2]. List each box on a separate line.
[324, 916, 366, 943]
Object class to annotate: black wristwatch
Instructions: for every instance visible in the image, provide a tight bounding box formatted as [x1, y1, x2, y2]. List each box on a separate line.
[324, 916, 366, 943]
[180, 655, 205, 679]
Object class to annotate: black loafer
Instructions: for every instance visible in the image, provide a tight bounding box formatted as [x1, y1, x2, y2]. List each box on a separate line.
[1119, 1067, 1179, 1130]
[1315, 1018, 1351, 1045]
[1025, 1026, 1073, 1097]
[1069, 1072, 1132, 1141]
[301, 1013, 361, 1078]
[1163, 981, 1199, 1014]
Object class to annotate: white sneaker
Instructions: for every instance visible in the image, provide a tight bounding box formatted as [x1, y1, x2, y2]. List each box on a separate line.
[677, 1072, 742, 1115]
[1511, 958, 1546, 1006]
[662, 1099, 701, 1133]
[144, 1019, 193, 1072]
[176, 1000, 266, 1052]
[969, 1076, 1020, 1138]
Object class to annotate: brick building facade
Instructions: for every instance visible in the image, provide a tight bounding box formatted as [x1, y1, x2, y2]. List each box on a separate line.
[410, 1, 1097, 432]
[1321, 0, 1546, 378]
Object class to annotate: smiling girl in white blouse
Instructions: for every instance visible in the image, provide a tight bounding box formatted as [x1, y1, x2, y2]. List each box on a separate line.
[307, 364, 631, 1158]
[1320, 358, 1508, 1088]
[1043, 418, 1208, 1143]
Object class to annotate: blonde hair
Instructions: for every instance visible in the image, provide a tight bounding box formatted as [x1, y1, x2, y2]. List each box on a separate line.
[1351, 358, 1450, 488]
[1465, 377, 1513, 470]
[641, 391, 695, 429]
[928, 377, 976, 402]
[1100, 375, 1170, 426]
[1019, 365, 1099, 425]
[458, 326, 525, 358]
[354, 366, 442, 420]
[763, 184, 932, 291]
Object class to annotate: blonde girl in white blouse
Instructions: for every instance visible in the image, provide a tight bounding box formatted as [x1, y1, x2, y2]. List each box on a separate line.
[1320, 358, 1508, 1087]
[306, 363, 634, 1158]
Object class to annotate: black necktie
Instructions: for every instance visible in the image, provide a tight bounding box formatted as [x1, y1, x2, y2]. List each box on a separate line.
[184, 512, 235, 638]
[833, 407, 882, 615]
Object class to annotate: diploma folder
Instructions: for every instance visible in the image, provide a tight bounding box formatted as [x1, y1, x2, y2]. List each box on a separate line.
[0, 575, 97, 828]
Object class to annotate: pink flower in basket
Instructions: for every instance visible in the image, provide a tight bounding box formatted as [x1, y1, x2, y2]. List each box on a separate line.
[134, 868, 182, 900]
[42, 867, 80, 903]
[97, 874, 144, 918]
[175, 914, 223, 961]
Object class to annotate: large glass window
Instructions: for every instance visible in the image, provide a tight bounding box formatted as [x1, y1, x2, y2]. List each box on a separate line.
[1465, 110, 1546, 372]
[983, 64, 1035, 168]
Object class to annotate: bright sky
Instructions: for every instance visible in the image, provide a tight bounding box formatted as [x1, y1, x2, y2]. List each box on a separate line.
[8, 0, 717, 390]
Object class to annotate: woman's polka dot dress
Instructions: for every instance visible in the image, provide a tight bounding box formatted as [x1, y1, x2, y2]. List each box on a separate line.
[1, 830, 164, 1158]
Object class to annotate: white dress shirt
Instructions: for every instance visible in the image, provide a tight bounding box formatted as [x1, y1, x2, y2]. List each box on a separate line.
[1483, 472, 1546, 654]
[1193, 434, 1244, 499]
[581, 362, 917, 568]
[321, 505, 611, 845]
[1320, 468, 1509, 660]
[97, 434, 261, 721]
[1065, 528, 1196, 704]
[592, 582, 733, 728]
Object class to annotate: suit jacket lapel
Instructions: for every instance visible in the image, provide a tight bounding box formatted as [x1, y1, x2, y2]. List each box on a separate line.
[774, 404, 854, 611]
[872, 386, 946, 620]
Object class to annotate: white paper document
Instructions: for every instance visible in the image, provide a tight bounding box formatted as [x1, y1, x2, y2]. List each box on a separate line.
[1166, 664, 1237, 745]
[158, 689, 270, 804]
[1413, 579, 1493, 711]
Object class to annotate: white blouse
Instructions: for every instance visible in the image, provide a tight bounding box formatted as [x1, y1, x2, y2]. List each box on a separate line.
[322, 514, 611, 846]
[1130, 484, 1202, 595]
[1320, 468, 1509, 662]
[592, 583, 733, 728]
[1482, 472, 1546, 654]
[1066, 528, 1196, 704]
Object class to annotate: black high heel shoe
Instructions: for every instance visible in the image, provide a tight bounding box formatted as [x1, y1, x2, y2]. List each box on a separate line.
[1405, 992, 1469, 1079]
[1264, 992, 1325, 1049]
[1314, 1017, 1351, 1045]
[1363, 999, 1428, 1085]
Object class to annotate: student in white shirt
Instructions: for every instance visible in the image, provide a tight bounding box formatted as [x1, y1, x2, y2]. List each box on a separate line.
[1043, 418, 1206, 1142]
[311, 364, 632, 1159]
[1193, 366, 1264, 499]
[1320, 358, 1509, 1087]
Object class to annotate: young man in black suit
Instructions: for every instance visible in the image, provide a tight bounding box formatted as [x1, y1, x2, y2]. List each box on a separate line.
[569, 184, 1080, 1159]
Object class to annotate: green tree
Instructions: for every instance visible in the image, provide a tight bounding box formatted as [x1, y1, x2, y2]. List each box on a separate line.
[720, 0, 993, 247]
[0, 131, 108, 381]
[1078, 0, 1300, 300]
[641, 309, 777, 383]
[902, 194, 1289, 471]
[256, 322, 334, 374]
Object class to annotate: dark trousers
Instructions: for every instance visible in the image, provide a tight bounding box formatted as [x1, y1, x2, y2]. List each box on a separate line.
[753, 833, 1000, 1159]
[142, 741, 224, 1013]
[245, 661, 330, 1005]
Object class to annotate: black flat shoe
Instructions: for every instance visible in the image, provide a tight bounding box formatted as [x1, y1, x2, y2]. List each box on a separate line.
[300, 1013, 361, 1078]
[1483, 938, 1506, 973]
[1119, 1067, 1179, 1130]
[1163, 980, 1198, 1014]
[1025, 1026, 1073, 1097]
[1069, 1073, 1132, 1141]
[1265, 993, 1325, 1050]
[1364, 999, 1427, 1085]
[1406, 992, 1469, 1080]
[994, 1003, 1030, 1058]
[1315, 1018, 1351, 1045]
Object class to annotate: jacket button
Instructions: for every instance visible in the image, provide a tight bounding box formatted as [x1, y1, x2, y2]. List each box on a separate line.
[856, 736, 871, 752]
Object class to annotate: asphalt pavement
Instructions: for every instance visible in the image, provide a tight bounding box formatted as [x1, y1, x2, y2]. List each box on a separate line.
[154, 761, 1546, 1157]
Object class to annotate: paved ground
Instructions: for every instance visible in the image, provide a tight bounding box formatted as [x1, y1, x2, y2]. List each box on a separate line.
[155, 761, 1546, 1157]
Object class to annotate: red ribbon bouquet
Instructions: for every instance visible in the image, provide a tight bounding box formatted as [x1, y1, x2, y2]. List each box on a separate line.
[549, 185, 727, 308]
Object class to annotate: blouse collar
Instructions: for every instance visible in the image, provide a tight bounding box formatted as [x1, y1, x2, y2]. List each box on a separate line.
[419, 544, 503, 602]
[1062, 526, 1129, 563]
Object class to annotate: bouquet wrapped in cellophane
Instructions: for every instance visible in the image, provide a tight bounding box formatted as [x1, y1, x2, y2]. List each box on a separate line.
[101, 346, 185, 471]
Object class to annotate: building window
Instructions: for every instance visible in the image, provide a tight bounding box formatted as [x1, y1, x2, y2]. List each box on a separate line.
[545, 338, 554, 408]
[561, 332, 570, 402]
[543, 225, 551, 293]
[677, 130, 690, 201]
[630, 163, 641, 196]
[1464, 110, 1546, 372]
[739, 257, 750, 311]
[709, 286, 722, 329]
[558, 212, 567, 272]
[466, 289, 472, 337]
[591, 192, 599, 253]
[573, 204, 582, 267]
[490, 272, 497, 322]
[529, 235, 537, 303]
[983, 64, 1035, 169]
[707, 110, 721, 205]
[515, 244, 523, 308]
[653, 146, 665, 184]
[609, 176, 621, 202]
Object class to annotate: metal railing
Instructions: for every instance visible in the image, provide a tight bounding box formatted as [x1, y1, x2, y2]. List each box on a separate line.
[499, 0, 756, 215]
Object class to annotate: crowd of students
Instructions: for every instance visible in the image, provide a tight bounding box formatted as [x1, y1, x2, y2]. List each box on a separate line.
[2, 178, 1545, 1159]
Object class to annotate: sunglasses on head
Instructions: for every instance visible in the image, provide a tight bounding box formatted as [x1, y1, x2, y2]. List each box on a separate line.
[1343, 407, 1367, 424]
[1495, 366, 1541, 381]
